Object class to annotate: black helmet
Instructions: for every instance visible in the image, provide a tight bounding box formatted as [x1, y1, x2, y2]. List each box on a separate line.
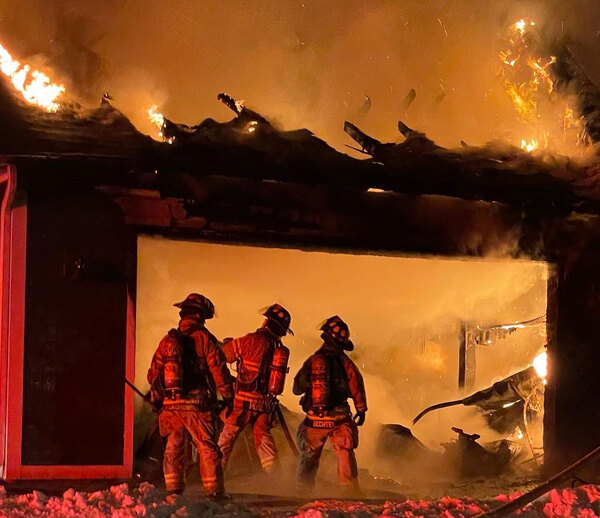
[262, 303, 293, 336]
[173, 293, 215, 319]
[320, 315, 354, 351]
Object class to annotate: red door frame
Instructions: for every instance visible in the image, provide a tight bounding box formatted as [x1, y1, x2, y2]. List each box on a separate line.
[0, 163, 134, 480]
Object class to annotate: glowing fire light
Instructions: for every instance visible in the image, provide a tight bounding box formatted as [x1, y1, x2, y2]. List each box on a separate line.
[521, 138, 539, 152]
[147, 105, 174, 144]
[0, 42, 65, 112]
[513, 18, 534, 35]
[247, 120, 258, 133]
[499, 18, 590, 154]
[533, 351, 547, 380]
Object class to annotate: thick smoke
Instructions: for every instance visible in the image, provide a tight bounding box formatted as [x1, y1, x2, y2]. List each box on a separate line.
[1, 1, 600, 151]
[136, 237, 547, 490]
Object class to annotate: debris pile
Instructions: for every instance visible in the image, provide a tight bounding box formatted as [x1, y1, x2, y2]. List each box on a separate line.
[0, 482, 256, 518]
[292, 485, 600, 518]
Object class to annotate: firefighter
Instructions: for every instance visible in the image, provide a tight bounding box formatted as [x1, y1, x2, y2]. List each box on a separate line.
[218, 303, 293, 474]
[293, 315, 367, 491]
[147, 293, 235, 498]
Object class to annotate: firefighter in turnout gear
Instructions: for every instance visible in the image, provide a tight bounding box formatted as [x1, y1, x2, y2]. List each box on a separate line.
[147, 293, 234, 498]
[293, 316, 367, 490]
[218, 303, 292, 474]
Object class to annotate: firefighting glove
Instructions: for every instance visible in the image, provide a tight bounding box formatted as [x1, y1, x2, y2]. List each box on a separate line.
[223, 397, 234, 418]
[353, 411, 366, 426]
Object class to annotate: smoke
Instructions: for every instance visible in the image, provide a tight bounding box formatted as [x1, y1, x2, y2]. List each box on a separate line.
[136, 236, 548, 489]
[1, 1, 600, 151]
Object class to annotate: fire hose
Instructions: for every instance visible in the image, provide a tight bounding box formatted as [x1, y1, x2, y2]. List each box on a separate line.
[412, 400, 464, 425]
[274, 402, 300, 457]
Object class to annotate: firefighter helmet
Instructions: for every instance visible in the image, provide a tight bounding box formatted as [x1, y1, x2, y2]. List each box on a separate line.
[173, 293, 215, 319]
[262, 303, 293, 335]
[320, 315, 354, 351]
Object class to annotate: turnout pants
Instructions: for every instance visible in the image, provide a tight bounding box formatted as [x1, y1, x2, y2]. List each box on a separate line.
[159, 404, 224, 495]
[218, 399, 278, 473]
[296, 418, 359, 487]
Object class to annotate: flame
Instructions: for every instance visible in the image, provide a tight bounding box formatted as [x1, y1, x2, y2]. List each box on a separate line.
[528, 56, 556, 94]
[533, 351, 547, 380]
[147, 105, 174, 144]
[564, 105, 575, 133]
[513, 18, 534, 35]
[247, 120, 258, 133]
[521, 138, 539, 152]
[499, 19, 590, 154]
[0, 42, 65, 112]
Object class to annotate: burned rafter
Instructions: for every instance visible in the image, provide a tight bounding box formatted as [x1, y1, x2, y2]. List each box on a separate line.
[401, 88, 417, 111]
[343, 122, 384, 156]
[343, 120, 600, 213]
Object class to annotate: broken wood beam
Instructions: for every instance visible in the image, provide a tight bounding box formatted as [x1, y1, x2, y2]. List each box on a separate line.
[480, 444, 600, 517]
[401, 88, 416, 110]
[343, 121, 380, 155]
[217, 92, 242, 115]
[397, 119, 415, 138]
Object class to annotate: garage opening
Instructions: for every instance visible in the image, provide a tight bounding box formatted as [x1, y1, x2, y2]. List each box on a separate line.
[135, 235, 549, 494]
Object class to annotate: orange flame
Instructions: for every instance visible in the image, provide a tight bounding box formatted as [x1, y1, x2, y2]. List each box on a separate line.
[521, 138, 539, 152]
[498, 18, 590, 154]
[147, 105, 174, 144]
[0, 42, 65, 112]
[533, 351, 547, 380]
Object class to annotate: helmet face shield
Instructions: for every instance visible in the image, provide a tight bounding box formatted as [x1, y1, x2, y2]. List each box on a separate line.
[173, 293, 215, 319]
[320, 315, 354, 351]
[261, 303, 293, 335]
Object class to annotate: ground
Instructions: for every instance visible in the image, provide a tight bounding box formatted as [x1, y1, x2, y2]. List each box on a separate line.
[2, 482, 600, 517]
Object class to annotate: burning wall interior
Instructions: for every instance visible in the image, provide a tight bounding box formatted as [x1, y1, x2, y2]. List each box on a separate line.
[135, 236, 548, 486]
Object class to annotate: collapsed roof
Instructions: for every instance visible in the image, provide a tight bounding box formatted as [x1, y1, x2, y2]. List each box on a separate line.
[1, 54, 600, 218]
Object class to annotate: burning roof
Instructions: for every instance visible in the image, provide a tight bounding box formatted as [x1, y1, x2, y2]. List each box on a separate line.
[1, 34, 600, 217]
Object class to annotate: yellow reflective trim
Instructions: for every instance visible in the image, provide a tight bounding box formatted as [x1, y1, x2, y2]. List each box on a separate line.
[235, 393, 262, 401]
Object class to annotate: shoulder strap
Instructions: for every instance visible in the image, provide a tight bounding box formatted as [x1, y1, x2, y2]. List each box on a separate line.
[256, 335, 277, 393]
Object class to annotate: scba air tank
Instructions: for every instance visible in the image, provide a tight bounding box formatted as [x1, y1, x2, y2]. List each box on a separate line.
[311, 354, 329, 416]
[268, 345, 290, 396]
[164, 332, 183, 398]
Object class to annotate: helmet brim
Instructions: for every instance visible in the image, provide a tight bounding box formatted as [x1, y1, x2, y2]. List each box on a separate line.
[173, 301, 214, 318]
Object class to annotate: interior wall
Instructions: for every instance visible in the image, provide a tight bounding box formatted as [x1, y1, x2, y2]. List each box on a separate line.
[136, 235, 547, 459]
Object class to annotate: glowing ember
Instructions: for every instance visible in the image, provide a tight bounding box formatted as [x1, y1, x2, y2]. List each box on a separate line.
[0, 42, 65, 112]
[533, 351, 547, 380]
[235, 99, 246, 112]
[147, 105, 174, 144]
[521, 138, 539, 152]
[247, 120, 258, 133]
